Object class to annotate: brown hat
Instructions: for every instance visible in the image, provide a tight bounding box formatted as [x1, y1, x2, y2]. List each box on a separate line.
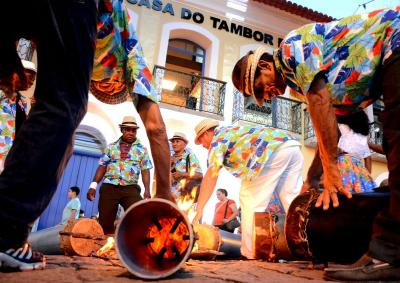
[119, 116, 139, 128]
[194, 119, 219, 145]
[232, 47, 272, 106]
[169, 132, 188, 144]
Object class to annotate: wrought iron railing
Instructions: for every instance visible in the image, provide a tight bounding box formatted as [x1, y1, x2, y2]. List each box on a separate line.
[304, 110, 384, 147]
[152, 65, 226, 116]
[17, 38, 34, 61]
[303, 110, 315, 141]
[369, 121, 383, 146]
[232, 89, 244, 124]
[232, 89, 302, 134]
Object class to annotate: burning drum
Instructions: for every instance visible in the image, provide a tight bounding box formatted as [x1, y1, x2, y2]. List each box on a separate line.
[115, 199, 194, 280]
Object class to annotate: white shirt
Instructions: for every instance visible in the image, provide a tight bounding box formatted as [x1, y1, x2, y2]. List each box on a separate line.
[338, 124, 371, 160]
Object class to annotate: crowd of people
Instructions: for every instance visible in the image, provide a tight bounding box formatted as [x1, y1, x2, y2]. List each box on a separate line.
[0, 0, 398, 281]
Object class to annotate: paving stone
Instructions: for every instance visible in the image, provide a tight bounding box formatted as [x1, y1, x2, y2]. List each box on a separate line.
[0, 255, 334, 283]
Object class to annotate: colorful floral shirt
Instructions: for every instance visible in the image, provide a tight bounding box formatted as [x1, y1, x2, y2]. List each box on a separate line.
[208, 126, 297, 181]
[91, 0, 158, 105]
[171, 148, 203, 196]
[0, 91, 28, 159]
[274, 7, 400, 115]
[99, 138, 153, 185]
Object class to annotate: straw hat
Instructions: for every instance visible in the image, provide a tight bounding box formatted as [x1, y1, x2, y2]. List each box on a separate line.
[169, 132, 188, 144]
[194, 119, 219, 145]
[21, 60, 37, 73]
[119, 116, 139, 128]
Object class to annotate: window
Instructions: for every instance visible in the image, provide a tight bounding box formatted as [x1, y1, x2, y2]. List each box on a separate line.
[166, 39, 205, 76]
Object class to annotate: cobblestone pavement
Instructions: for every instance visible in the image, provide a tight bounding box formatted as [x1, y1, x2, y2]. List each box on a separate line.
[0, 255, 336, 283]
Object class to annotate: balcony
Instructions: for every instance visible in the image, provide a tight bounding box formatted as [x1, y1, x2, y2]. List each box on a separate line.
[152, 65, 226, 117]
[232, 89, 302, 135]
[303, 110, 317, 146]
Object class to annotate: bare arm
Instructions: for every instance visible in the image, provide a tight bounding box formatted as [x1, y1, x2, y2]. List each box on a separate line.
[93, 165, 107, 183]
[172, 171, 203, 181]
[141, 169, 151, 198]
[68, 210, 78, 222]
[368, 142, 384, 154]
[225, 203, 239, 222]
[87, 165, 106, 201]
[306, 77, 351, 210]
[192, 167, 219, 224]
[301, 146, 323, 193]
[137, 96, 174, 202]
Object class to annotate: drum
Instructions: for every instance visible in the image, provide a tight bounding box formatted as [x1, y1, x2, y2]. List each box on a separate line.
[191, 224, 241, 260]
[254, 212, 293, 261]
[28, 218, 105, 256]
[285, 191, 390, 264]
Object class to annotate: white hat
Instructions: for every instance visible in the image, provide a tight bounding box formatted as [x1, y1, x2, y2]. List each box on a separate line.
[169, 132, 188, 144]
[119, 116, 139, 128]
[194, 119, 219, 145]
[21, 60, 37, 73]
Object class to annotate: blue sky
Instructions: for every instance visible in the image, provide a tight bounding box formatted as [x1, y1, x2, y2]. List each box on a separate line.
[288, 0, 400, 19]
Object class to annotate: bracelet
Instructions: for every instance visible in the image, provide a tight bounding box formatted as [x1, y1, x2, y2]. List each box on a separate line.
[90, 181, 98, 190]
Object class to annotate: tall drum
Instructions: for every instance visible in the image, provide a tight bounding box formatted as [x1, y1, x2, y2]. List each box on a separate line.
[285, 191, 390, 264]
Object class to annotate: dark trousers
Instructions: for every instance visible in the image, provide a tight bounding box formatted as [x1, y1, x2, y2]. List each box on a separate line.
[369, 48, 400, 265]
[98, 183, 143, 235]
[0, 0, 97, 250]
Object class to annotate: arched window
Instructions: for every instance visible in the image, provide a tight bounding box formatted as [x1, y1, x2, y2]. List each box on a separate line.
[166, 39, 205, 76]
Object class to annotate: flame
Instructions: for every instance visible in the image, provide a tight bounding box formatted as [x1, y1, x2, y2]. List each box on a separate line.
[147, 218, 190, 259]
[189, 167, 196, 178]
[179, 178, 187, 189]
[177, 185, 198, 222]
[191, 241, 199, 253]
[97, 237, 115, 257]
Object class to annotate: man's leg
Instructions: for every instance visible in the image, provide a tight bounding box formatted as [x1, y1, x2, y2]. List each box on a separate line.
[0, 0, 97, 253]
[239, 146, 300, 259]
[369, 48, 400, 265]
[120, 184, 143, 211]
[275, 146, 303, 212]
[98, 184, 121, 235]
[325, 48, 400, 280]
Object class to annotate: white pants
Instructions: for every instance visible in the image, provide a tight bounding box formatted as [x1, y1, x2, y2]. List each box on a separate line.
[239, 145, 303, 259]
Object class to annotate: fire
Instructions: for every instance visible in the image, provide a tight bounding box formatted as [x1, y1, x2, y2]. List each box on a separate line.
[97, 237, 115, 257]
[189, 167, 196, 178]
[147, 218, 190, 260]
[177, 185, 198, 222]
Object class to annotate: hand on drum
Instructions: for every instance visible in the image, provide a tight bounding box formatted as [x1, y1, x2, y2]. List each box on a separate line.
[315, 167, 352, 210]
[301, 178, 320, 194]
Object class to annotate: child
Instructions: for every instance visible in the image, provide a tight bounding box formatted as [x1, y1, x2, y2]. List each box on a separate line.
[61, 187, 81, 224]
[336, 111, 376, 193]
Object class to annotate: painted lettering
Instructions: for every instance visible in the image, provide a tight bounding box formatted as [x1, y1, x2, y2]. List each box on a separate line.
[192, 12, 204, 24]
[181, 8, 192, 20]
[210, 16, 220, 29]
[138, 0, 150, 8]
[253, 31, 263, 42]
[218, 19, 229, 32]
[162, 3, 174, 15]
[243, 27, 252, 38]
[230, 23, 243, 36]
[152, 0, 162, 11]
[264, 33, 273, 45]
